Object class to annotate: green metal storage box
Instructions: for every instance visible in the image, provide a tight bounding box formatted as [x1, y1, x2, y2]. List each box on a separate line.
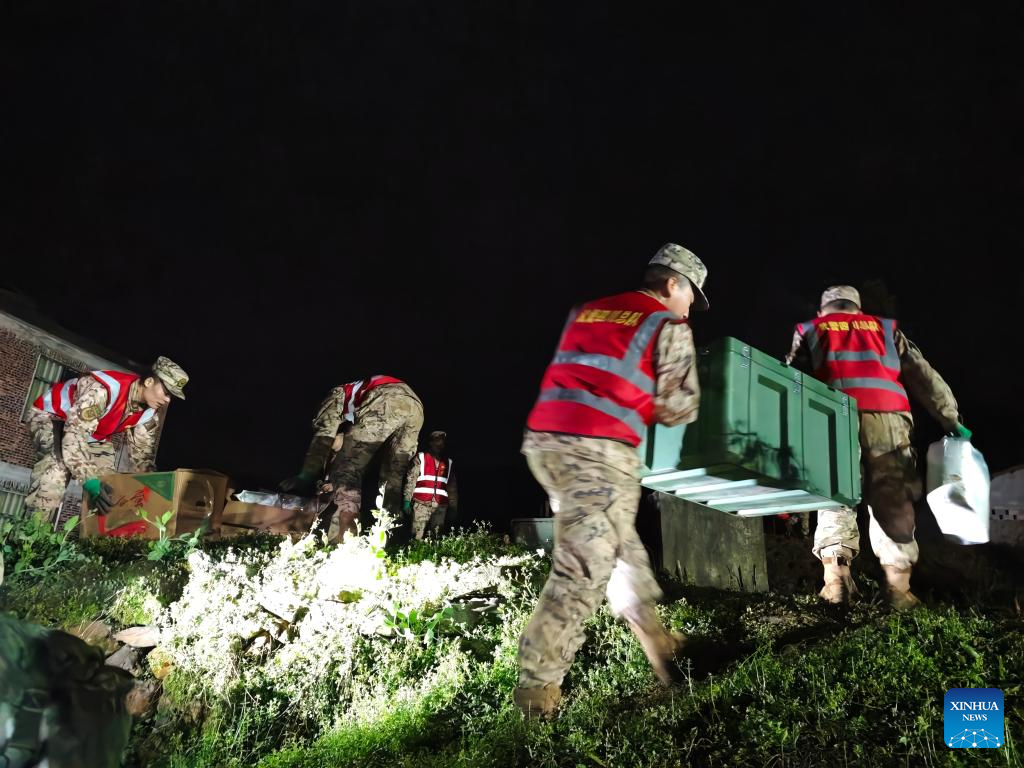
[640, 337, 861, 516]
[510, 517, 555, 553]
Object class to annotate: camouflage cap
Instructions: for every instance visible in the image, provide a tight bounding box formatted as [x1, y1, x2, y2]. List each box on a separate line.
[820, 285, 861, 309]
[153, 356, 189, 400]
[649, 243, 709, 310]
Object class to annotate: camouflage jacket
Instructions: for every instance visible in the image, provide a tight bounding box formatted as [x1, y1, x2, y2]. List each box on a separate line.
[650, 319, 701, 427]
[61, 375, 161, 481]
[310, 382, 420, 439]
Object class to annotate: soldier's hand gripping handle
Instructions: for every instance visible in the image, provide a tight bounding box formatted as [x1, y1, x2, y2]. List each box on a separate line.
[952, 423, 973, 440]
[83, 477, 115, 515]
[279, 435, 335, 496]
[278, 474, 315, 496]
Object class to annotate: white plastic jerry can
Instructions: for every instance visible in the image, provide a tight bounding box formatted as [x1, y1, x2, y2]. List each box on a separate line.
[925, 437, 991, 545]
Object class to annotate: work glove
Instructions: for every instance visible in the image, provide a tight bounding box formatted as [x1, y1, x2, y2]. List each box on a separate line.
[402, 499, 412, 516]
[278, 473, 315, 496]
[300, 435, 336, 479]
[83, 477, 115, 515]
[952, 423, 973, 440]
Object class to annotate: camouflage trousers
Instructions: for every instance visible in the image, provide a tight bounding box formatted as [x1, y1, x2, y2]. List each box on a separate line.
[813, 412, 921, 569]
[24, 411, 115, 523]
[411, 500, 447, 540]
[517, 432, 668, 689]
[327, 384, 424, 542]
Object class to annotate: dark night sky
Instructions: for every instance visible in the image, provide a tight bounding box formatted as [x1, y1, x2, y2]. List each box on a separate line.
[2, 2, 1022, 524]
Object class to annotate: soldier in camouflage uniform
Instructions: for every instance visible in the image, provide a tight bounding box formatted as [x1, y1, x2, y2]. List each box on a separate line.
[403, 430, 458, 539]
[309, 428, 348, 536]
[788, 286, 968, 610]
[0, 611, 133, 768]
[24, 357, 188, 524]
[280, 376, 423, 542]
[514, 243, 708, 718]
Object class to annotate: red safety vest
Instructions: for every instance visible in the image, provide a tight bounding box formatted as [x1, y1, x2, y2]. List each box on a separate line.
[795, 313, 911, 412]
[34, 370, 157, 441]
[412, 452, 453, 504]
[526, 291, 683, 446]
[337, 375, 405, 423]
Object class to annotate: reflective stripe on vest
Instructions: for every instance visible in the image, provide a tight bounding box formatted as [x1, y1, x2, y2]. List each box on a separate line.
[59, 381, 75, 416]
[799, 315, 910, 411]
[92, 370, 127, 422]
[343, 380, 365, 423]
[343, 376, 405, 423]
[136, 408, 158, 427]
[35, 371, 151, 441]
[800, 318, 900, 373]
[36, 379, 79, 419]
[414, 453, 452, 502]
[537, 308, 676, 442]
[91, 371, 151, 440]
[829, 377, 908, 396]
[536, 388, 648, 441]
[41, 387, 55, 413]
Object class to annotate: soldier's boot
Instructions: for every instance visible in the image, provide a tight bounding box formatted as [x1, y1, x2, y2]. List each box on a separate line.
[329, 505, 360, 545]
[819, 556, 859, 605]
[513, 683, 562, 720]
[881, 565, 921, 611]
[626, 618, 689, 686]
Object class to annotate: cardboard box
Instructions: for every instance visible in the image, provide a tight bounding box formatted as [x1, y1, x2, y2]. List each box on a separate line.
[219, 500, 320, 536]
[81, 469, 229, 539]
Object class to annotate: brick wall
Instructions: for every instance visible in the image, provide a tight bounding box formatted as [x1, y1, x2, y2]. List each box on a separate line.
[0, 326, 40, 468]
[1, 319, 161, 525]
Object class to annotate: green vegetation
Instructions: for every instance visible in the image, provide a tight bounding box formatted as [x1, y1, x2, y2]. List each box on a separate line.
[1, 513, 1020, 767]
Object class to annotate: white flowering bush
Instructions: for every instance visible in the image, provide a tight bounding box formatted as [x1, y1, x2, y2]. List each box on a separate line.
[144, 512, 547, 765]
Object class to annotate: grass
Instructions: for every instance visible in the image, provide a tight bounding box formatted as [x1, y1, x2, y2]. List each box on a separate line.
[1, 524, 1021, 767]
[0, 556, 186, 630]
[258, 597, 1024, 768]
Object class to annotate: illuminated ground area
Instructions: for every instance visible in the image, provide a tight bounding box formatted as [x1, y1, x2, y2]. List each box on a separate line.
[1, 518, 1022, 767]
